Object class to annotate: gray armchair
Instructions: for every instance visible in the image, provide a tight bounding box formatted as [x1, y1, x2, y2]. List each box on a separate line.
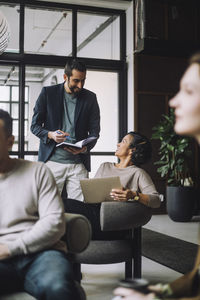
[0, 213, 91, 300]
[71, 201, 152, 281]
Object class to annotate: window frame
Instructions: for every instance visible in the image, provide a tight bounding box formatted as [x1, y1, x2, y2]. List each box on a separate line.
[0, 0, 127, 160]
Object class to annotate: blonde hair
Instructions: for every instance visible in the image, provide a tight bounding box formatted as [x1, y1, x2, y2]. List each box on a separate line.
[189, 52, 200, 70]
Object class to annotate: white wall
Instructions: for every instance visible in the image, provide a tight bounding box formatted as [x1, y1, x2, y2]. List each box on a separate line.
[84, 70, 118, 152]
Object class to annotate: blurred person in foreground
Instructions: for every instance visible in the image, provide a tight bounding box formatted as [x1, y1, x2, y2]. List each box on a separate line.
[113, 52, 200, 300]
[0, 109, 80, 299]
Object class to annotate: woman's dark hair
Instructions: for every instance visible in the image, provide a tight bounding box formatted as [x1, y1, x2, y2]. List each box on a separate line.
[128, 131, 152, 166]
[64, 58, 86, 77]
[0, 109, 12, 137]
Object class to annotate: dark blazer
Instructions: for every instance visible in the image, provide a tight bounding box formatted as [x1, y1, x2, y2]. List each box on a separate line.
[31, 83, 100, 171]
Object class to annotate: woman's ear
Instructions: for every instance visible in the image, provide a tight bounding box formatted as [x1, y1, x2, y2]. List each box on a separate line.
[129, 148, 133, 153]
[129, 147, 135, 156]
[131, 147, 136, 152]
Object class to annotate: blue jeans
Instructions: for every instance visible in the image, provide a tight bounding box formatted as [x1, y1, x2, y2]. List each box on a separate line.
[0, 250, 81, 300]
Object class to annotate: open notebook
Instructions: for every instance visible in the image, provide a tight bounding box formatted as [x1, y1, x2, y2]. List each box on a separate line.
[80, 176, 122, 203]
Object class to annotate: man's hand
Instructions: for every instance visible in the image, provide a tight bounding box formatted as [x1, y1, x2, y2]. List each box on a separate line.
[110, 188, 133, 202]
[48, 130, 69, 143]
[113, 287, 155, 300]
[63, 146, 87, 155]
[0, 244, 11, 260]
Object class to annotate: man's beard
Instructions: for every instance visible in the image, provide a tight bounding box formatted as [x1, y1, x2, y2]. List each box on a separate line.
[68, 80, 81, 95]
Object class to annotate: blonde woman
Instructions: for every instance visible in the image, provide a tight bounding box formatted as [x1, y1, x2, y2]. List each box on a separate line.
[113, 53, 200, 300]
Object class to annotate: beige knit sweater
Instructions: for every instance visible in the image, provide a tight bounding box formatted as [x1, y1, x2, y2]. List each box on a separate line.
[94, 162, 160, 208]
[0, 159, 66, 257]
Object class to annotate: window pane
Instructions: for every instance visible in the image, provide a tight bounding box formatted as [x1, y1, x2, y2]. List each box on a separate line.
[26, 67, 118, 154]
[11, 144, 18, 151]
[0, 5, 19, 53]
[25, 103, 28, 119]
[0, 103, 9, 111]
[12, 86, 19, 101]
[25, 7, 72, 56]
[26, 65, 64, 151]
[84, 70, 118, 152]
[25, 87, 29, 101]
[90, 155, 117, 178]
[25, 120, 28, 137]
[0, 86, 9, 101]
[13, 120, 18, 137]
[0, 65, 19, 150]
[24, 155, 38, 162]
[0, 66, 19, 89]
[11, 103, 18, 118]
[77, 12, 120, 60]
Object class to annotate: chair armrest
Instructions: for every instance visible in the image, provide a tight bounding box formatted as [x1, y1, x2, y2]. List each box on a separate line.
[63, 213, 92, 253]
[100, 202, 152, 231]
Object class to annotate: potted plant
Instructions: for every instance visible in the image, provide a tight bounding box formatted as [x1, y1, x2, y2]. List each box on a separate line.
[152, 108, 196, 221]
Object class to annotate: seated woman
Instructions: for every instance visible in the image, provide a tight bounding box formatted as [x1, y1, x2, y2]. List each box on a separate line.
[64, 131, 160, 239]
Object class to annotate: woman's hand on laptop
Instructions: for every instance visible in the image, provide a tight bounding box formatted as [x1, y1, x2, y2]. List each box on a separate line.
[110, 188, 133, 202]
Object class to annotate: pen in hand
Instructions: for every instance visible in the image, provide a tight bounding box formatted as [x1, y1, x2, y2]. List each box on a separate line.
[56, 131, 76, 143]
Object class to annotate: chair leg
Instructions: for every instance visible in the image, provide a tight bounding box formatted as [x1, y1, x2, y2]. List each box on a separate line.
[125, 260, 133, 279]
[133, 227, 142, 278]
[73, 263, 82, 283]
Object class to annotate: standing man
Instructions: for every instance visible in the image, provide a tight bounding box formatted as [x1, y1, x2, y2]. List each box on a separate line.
[31, 58, 100, 201]
[0, 109, 80, 299]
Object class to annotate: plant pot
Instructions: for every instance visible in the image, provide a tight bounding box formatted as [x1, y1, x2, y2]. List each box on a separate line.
[166, 186, 196, 222]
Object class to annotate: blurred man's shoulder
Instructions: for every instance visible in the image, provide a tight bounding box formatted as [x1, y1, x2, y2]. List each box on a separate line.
[17, 159, 46, 171]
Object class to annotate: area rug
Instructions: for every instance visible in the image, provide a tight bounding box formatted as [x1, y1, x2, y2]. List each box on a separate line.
[142, 228, 198, 274]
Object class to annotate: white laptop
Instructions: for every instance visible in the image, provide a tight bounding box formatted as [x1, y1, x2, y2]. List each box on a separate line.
[80, 176, 122, 203]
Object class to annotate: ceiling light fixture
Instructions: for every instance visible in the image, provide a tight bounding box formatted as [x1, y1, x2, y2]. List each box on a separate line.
[37, 12, 67, 52]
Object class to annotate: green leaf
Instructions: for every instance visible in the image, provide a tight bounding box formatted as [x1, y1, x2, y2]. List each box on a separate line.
[151, 109, 194, 185]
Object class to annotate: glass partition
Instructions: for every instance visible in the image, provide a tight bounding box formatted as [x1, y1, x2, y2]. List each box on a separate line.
[24, 155, 38, 162]
[0, 4, 20, 53]
[0, 1, 126, 161]
[26, 67, 119, 154]
[26, 65, 64, 151]
[0, 65, 19, 151]
[77, 12, 120, 60]
[24, 7, 72, 56]
[84, 70, 119, 152]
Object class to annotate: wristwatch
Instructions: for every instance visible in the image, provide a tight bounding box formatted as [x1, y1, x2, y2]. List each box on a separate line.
[134, 191, 140, 201]
[128, 191, 140, 202]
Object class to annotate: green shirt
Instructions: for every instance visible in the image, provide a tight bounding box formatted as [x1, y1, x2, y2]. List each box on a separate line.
[50, 90, 81, 164]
